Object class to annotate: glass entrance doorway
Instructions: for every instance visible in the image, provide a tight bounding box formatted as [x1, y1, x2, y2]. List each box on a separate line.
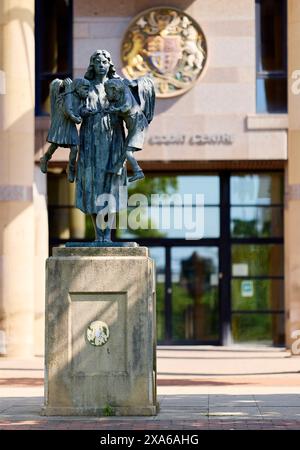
[123, 171, 285, 346]
[48, 171, 285, 346]
[150, 246, 220, 344]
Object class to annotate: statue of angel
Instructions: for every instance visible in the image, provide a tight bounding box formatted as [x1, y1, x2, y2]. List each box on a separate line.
[44, 49, 156, 244]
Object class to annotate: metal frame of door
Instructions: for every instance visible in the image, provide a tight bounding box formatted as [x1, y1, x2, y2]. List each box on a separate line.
[120, 172, 229, 345]
[116, 171, 284, 346]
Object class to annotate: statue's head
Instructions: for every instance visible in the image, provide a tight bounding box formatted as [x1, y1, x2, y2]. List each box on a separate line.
[84, 50, 117, 81]
[72, 78, 90, 99]
[104, 79, 125, 102]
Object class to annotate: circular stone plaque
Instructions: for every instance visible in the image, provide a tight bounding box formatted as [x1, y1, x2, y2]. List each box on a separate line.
[86, 321, 109, 347]
[121, 7, 207, 98]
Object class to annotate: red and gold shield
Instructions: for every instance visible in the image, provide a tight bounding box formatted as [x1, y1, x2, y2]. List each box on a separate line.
[146, 35, 182, 74]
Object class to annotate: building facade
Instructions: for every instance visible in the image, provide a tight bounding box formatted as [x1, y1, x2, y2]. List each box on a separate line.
[1, 0, 300, 355]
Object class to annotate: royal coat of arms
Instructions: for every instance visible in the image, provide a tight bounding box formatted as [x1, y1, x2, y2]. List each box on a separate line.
[121, 7, 207, 97]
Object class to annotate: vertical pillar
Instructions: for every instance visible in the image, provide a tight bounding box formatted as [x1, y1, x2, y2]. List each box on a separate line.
[285, 0, 300, 352]
[0, 0, 35, 356]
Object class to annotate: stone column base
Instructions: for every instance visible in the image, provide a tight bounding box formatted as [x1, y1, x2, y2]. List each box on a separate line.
[43, 246, 157, 416]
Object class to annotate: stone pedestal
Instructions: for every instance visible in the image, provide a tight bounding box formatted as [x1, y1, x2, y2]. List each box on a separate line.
[42, 246, 157, 416]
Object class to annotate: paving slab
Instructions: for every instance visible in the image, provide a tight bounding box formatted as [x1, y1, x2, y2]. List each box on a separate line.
[160, 394, 208, 406]
[259, 407, 300, 420]
[208, 406, 262, 420]
[1, 347, 300, 429]
[254, 394, 300, 407]
[209, 394, 255, 406]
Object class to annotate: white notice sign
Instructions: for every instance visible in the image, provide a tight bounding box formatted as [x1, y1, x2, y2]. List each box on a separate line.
[232, 263, 249, 277]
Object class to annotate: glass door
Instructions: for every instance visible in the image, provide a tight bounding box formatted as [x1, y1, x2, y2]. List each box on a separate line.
[170, 246, 220, 343]
[149, 245, 220, 344]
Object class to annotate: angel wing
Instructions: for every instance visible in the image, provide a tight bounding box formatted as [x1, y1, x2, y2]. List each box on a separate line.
[49, 78, 65, 118]
[126, 76, 156, 124]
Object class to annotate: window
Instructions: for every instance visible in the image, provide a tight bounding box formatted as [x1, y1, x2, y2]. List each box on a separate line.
[47, 172, 90, 250]
[230, 173, 284, 345]
[117, 175, 220, 239]
[230, 172, 284, 238]
[256, 0, 287, 113]
[35, 0, 73, 115]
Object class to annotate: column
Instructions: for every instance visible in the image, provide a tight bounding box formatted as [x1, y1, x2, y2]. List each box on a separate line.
[285, 0, 300, 353]
[0, 0, 35, 356]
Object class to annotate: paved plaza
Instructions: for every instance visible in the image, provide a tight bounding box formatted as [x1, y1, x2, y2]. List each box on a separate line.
[1, 347, 300, 430]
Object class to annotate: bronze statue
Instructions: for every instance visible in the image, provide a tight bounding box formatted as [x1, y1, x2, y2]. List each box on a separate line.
[41, 49, 155, 244]
[104, 77, 155, 182]
[40, 77, 90, 182]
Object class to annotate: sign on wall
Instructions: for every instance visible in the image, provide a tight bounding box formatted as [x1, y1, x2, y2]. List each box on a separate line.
[121, 7, 207, 98]
[241, 280, 254, 298]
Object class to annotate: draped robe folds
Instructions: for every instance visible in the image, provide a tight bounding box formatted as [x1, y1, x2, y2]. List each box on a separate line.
[75, 82, 127, 215]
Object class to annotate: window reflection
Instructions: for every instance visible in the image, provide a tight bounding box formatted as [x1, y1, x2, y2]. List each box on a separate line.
[118, 175, 220, 239]
[231, 279, 284, 311]
[232, 244, 284, 277]
[256, 78, 287, 113]
[231, 206, 283, 237]
[230, 173, 283, 205]
[256, 0, 286, 72]
[255, 0, 287, 113]
[230, 171, 284, 346]
[118, 206, 219, 239]
[35, 0, 73, 115]
[48, 173, 87, 241]
[232, 313, 284, 345]
[171, 247, 219, 341]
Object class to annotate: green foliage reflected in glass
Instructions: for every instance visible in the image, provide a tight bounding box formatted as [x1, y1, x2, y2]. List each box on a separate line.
[117, 175, 178, 238]
[231, 279, 284, 311]
[230, 173, 284, 205]
[128, 175, 178, 199]
[172, 247, 219, 341]
[231, 206, 283, 238]
[232, 313, 284, 345]
[85, 214, 94, 239]
[232, 244, 283, 277]
[172, 284, 219, 341]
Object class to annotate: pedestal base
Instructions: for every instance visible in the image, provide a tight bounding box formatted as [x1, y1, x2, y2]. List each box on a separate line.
[43, 246, 157, 416]
[41, 405, 158, 417]
[65, 241, 139, 248]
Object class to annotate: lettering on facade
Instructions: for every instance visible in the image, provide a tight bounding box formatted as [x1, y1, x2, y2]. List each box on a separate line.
[148, 134, 234, 146]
